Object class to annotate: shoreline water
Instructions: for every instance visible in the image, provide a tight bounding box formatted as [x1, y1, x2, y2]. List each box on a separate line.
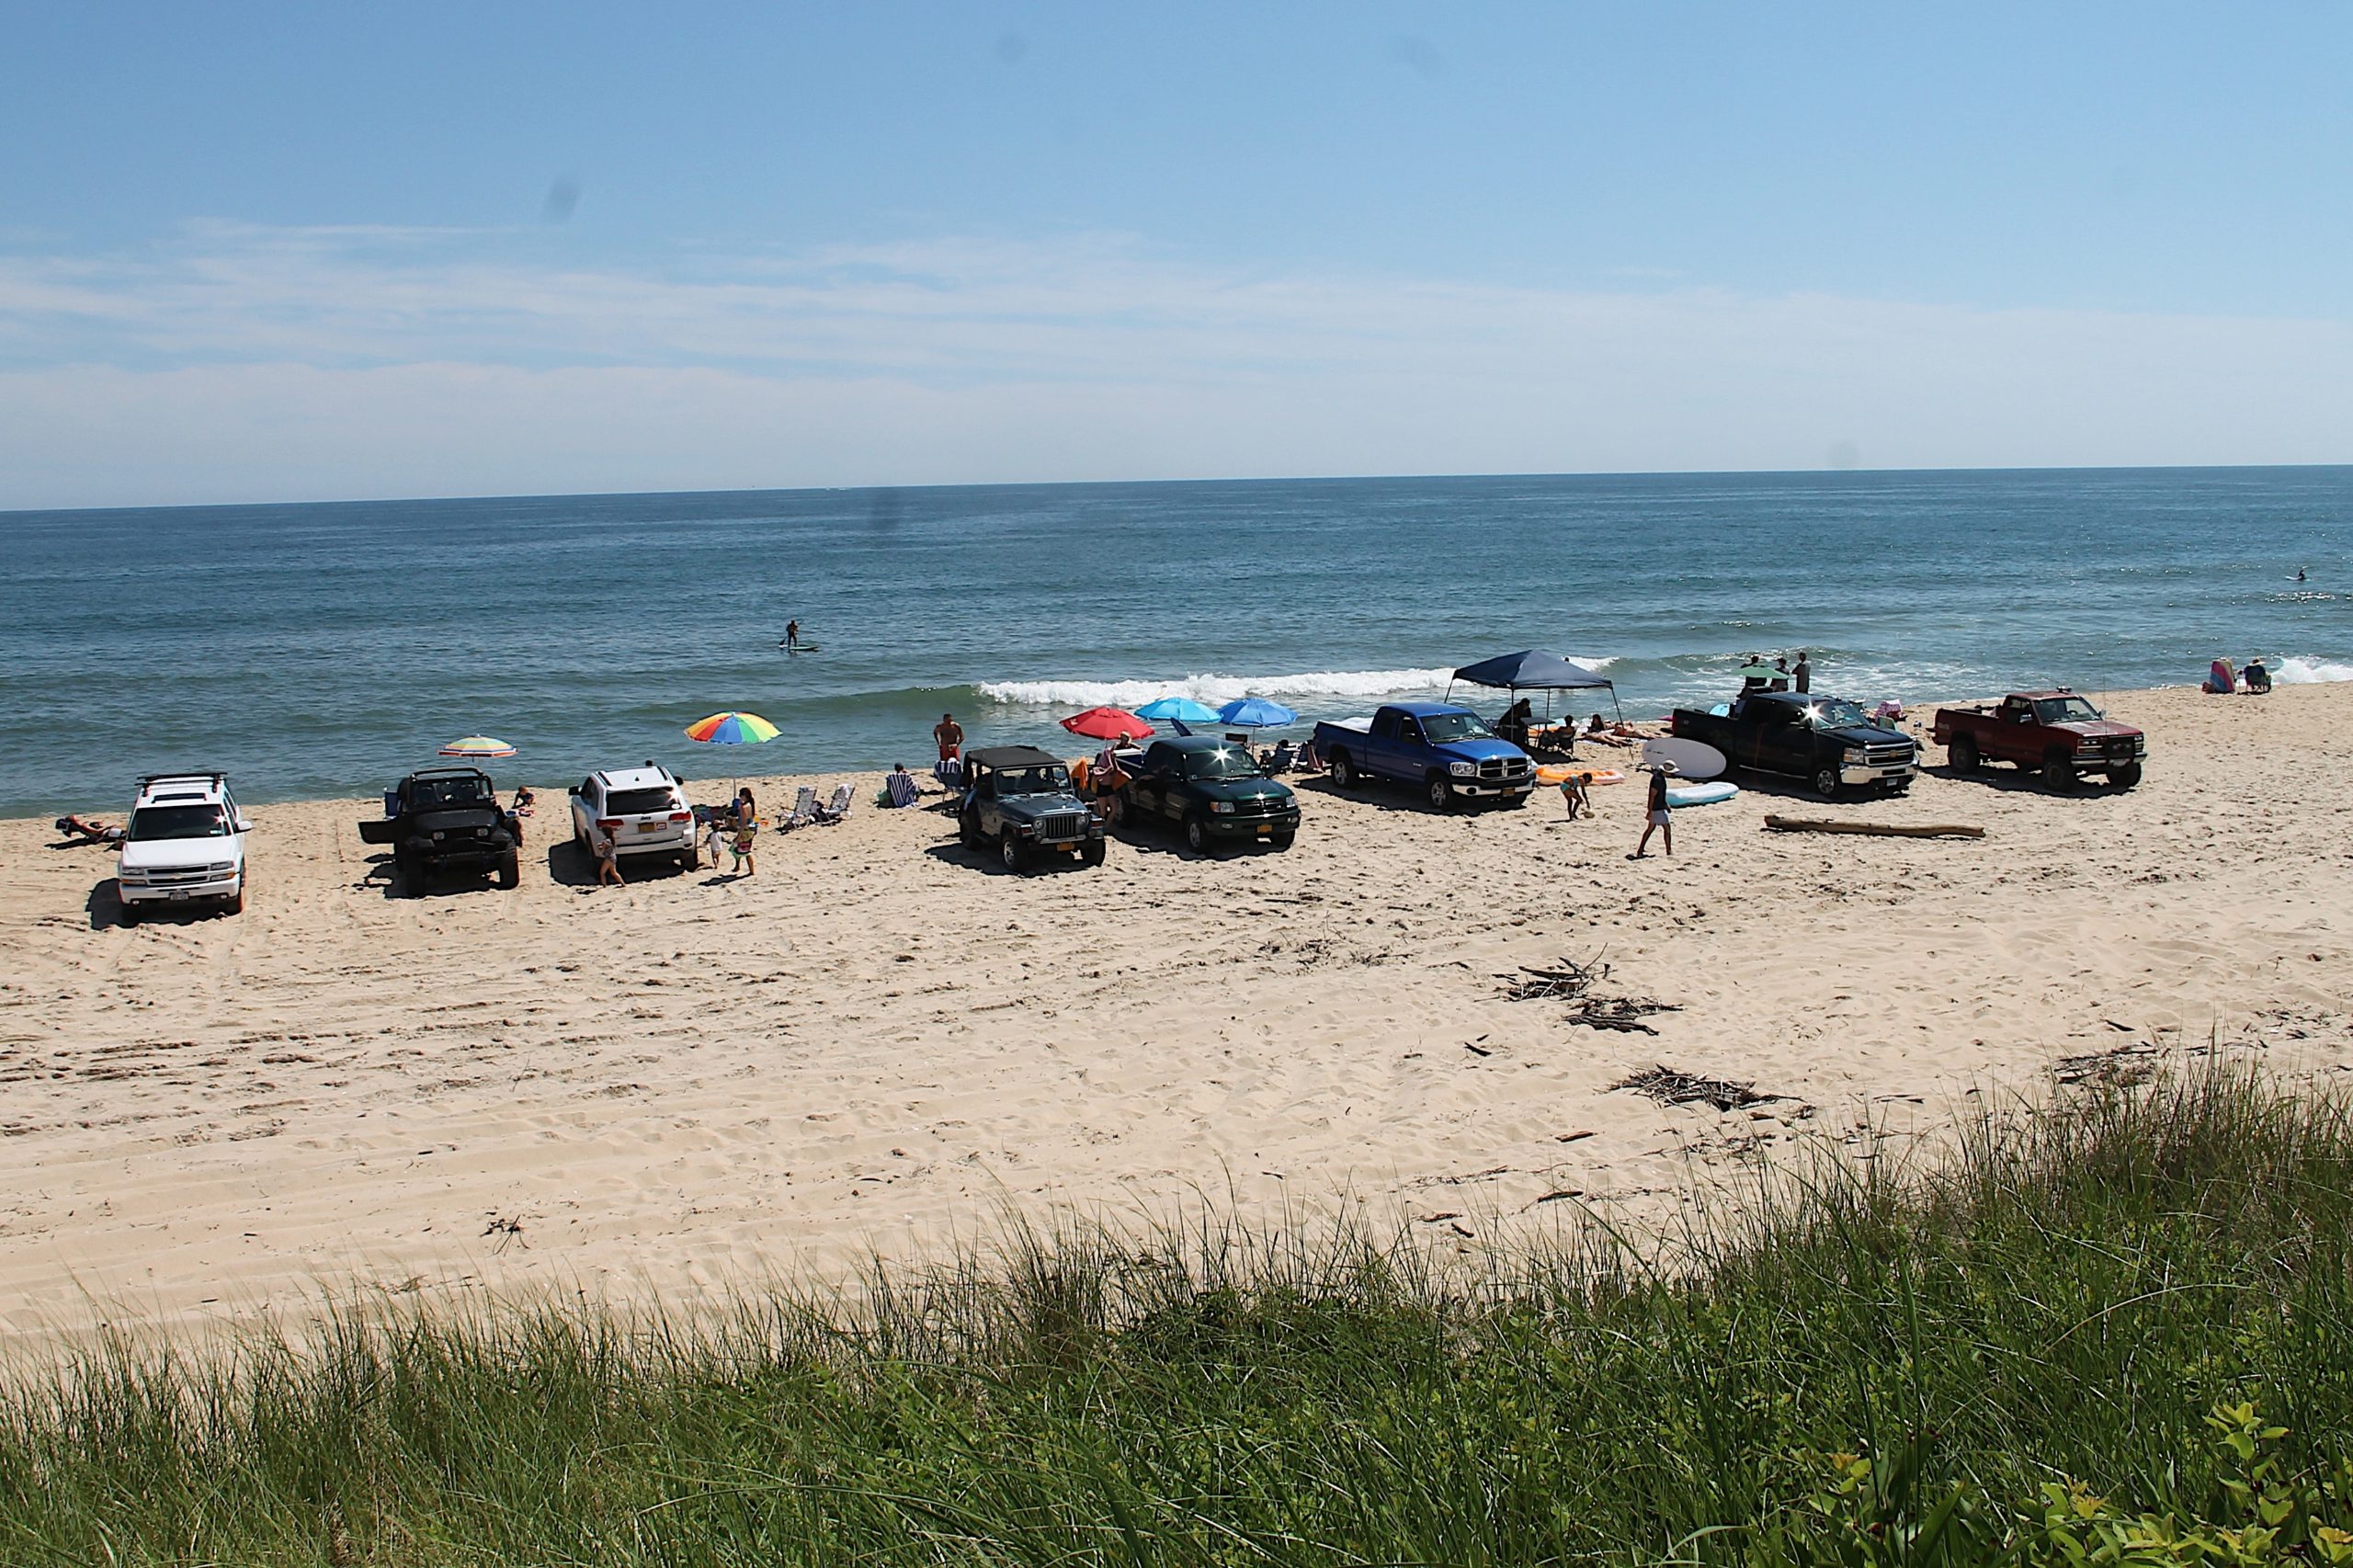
[3, 466, 2347, 814]
[4, 680, 2348, 1340]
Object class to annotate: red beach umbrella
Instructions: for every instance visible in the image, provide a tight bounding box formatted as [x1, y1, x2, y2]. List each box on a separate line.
[1060, 706, 1154, 743]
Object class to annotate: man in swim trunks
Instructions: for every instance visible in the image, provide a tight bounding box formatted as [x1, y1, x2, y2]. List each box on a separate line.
[934, 712, 964, 764]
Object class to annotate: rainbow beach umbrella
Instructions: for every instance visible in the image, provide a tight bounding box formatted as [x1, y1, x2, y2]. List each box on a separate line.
[438, 735, 517, 759]
[685, 710, 779, 796]
[684, 711, 779, 746]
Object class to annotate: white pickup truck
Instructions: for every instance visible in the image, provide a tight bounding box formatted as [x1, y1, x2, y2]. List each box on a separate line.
[115, 772, 252, 921]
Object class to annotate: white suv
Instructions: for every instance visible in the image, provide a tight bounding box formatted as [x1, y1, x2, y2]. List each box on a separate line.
[569, 763, 698, 871]
[116, 772, 252, 922]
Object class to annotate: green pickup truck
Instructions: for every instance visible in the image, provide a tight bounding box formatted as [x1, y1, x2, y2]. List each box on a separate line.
[1120, 736, 1301, 854]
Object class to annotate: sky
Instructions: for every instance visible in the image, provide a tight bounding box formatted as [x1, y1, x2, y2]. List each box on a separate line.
[2, 3, 2349, 508]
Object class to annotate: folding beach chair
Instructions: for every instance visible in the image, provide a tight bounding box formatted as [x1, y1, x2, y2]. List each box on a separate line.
[781, 786, 819, 831]
[816, 783, 854, 824]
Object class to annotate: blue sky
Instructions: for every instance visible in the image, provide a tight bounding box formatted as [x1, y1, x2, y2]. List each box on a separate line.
[3, 3, 2348, 506]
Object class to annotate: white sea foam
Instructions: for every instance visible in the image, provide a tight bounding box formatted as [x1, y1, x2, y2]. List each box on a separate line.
[2274, 656, 2353, 685]
[972, 662, 1612, 708]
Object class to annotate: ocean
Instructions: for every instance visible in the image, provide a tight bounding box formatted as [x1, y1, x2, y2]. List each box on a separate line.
[2, 467, 2347, 815]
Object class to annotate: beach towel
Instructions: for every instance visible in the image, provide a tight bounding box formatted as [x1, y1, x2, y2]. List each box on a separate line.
[884, 770, 920, 808]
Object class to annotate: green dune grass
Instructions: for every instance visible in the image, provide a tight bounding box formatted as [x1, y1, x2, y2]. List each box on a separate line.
[6, 1064, 2352, 1565]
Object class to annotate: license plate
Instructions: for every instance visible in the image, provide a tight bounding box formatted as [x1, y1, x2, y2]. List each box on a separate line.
[1256, 824, 1270, 835]
[170, 891, 191, 900]
[637, 822, 662, 833]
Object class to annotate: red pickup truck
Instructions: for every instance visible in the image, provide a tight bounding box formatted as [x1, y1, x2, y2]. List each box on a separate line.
[1931, 690, 2146, 791]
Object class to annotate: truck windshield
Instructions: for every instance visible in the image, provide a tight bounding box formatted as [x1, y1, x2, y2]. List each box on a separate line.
[128, 805, 229, 841]
[1186, 747, 1264, 779]
[1802, 700, 1870, 729]
[2034, 697, 2103, 723]
[1419, 711, 1495, 744]
[998, 767, 1069, 796]
[413, 778, 494, 809]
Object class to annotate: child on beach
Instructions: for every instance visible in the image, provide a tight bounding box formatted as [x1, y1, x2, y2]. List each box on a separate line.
[1559, 770, 1592, 821]
[594, 828, 624, 887]
[729, 823, 757, 876]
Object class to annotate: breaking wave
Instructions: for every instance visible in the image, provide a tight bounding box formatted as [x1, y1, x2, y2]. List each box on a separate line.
[2274, 656, 2353, 685]
[977, 668, 1458, 707]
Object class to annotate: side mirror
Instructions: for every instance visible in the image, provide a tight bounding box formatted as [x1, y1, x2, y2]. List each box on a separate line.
[234, 817, 253, 834]
[568, 785, 582, 796]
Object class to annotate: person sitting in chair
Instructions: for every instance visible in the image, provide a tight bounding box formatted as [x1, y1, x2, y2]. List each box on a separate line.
[56, 813, 124, 845]
[1495, 698, 1534, 747]
[2243, 657, 2273, 694]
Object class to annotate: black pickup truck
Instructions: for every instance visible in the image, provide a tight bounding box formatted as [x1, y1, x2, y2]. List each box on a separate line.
[1120, 736, 1301, 853]
[1669, 692, 1918, 799]
[358, 767, 523, 892]
[957, 745, 1107, 873]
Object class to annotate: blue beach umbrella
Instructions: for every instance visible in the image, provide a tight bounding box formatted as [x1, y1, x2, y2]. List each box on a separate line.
[1216, 697, 1299, 730]
[1134, 696, 1221, 724]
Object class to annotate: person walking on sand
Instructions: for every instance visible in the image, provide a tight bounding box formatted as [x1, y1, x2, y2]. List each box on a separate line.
[1793, 649, 1813, 694]
[1633, 764, 1674, 858]
[594, 824, 625, 887]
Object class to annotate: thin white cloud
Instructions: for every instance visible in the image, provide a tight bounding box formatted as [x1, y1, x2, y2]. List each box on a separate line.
[0, 223, 2347, 506]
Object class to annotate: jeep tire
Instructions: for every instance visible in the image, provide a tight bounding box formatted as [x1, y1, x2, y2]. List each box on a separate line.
[499, 850, 522, 889]
[1000, 833, 1028, 874]
[1081, 838, 1107, 867]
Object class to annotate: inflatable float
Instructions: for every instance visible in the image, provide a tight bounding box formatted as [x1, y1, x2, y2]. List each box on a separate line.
[1536, 765, 1625, 786]
[1665, 780, 1740, 809]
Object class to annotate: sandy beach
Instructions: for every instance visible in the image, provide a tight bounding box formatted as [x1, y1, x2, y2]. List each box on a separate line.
[1, 681, 2347, 1338]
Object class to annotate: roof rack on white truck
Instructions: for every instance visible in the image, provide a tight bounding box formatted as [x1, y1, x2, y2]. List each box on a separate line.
[115, 771, 252, 923]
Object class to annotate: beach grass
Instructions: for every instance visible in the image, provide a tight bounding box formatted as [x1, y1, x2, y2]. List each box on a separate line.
[7, 1063, 2353, 1565]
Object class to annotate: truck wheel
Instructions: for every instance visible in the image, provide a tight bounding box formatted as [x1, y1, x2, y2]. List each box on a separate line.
[1811, 766, 1841, 800]
[395, 850, 420, 894]
[1427, 774, 1455, 812]
[2042, 753, 2076, 792]
[1949, 733, 1980, 771]
[498, 851, 522, 889]
[225, 880, 244, 915]
[1082, 839, 1107, 867]
[1329, 752, 1357, 790]
[118, 896, 139, 927]
[1185, 816, 1214, 855]
[999, 834, 1028, 874]
[2109, 761, 2143, 790]
[1270, 833, 1296, 852]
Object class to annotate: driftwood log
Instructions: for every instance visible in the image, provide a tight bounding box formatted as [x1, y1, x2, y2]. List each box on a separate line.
[1764, 815, 1985, 839]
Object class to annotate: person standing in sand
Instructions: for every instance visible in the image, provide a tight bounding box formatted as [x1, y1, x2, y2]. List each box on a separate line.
[1559, 770, 1591, 822]
[1632, 765, 1674, 858]
[934, 712, 964, 765]
[594, 825, 625, 887]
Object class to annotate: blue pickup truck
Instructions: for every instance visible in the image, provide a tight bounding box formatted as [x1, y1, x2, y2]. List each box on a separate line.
[1313, 702, 1537, 811]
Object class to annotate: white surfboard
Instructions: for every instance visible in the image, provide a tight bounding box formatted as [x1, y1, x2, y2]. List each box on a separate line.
[1643, 736, 1728, 780]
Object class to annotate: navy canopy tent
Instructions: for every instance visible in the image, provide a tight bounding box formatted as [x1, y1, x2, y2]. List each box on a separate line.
[1447, 649, 1623, 726]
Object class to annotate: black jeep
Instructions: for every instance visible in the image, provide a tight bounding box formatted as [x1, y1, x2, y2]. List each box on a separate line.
[957, 745, 1106, 873]
[358, 767, 523, 892]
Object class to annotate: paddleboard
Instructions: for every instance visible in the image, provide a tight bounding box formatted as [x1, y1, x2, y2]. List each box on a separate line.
[779, 642, 823, 652]
[1642, 737, 1728, 780]
[1665, 780, 1739, 809]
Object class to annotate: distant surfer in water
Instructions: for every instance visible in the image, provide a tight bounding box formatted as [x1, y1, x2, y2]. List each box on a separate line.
[782, 619, 803, 650]
[2297, 569, 2308, 583]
